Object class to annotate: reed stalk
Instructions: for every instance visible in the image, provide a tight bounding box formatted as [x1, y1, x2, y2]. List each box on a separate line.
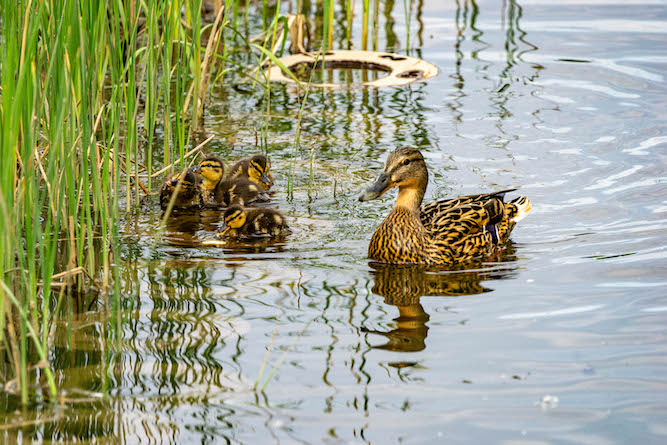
[403, 0, 412, 52]
[362, 0, 370, 50]
[372, 0, 380, 51]
[0, 0, 392, 405]
[345, 0, 354, 49]
[0, 0, 249, 404]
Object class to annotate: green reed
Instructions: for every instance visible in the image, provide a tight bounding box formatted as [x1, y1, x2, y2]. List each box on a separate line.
[362, 0, 370, 50]
[0, 0, 110, 403]
[0, 0, 228, 404]
[372, 0, 380, 51]
[345, 0, 354, 49]
[403, 0, 412, 52]
[0, 0, 397, 404]
[323, 0, 334, 50]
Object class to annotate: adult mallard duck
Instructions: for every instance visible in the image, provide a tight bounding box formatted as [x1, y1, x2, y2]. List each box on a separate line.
[358, 147, 531, 265]
[159, 168, 200, 210]
[193, 156, 268, 207]
[227, 154, 274, 190]
[217, 204, 290, 238]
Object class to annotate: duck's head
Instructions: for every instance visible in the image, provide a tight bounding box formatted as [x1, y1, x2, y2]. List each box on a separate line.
[168, 168, 197, 188]
[194, 156, 225, 188]
[218, 204, 247, 237]
[358, 147, 428, 206]
[248, 154, 273, 189]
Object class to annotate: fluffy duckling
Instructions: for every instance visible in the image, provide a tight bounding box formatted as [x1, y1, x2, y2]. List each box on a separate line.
[217, 205, 289, 238]
[193, 156, 267, 207]
[227, 154, 274, 190]
[159, 168, 200, 210]
[358, 147, 531, 265]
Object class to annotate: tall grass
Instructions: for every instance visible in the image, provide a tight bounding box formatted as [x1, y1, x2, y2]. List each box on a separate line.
[0, 0, 404, 404]
[0, 0, 229, 404]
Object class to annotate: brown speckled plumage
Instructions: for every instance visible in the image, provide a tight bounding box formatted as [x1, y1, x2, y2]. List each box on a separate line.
[216, 178, 266, 206]
[227, 154, 274, 191]
[159, 168, 200, 210]
[194, 157, 266, 207]
[217, 205, 289, 238]
[359, 147, 531, 265]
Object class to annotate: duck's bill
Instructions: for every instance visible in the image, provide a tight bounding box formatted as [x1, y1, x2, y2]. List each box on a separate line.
[170, 172, 188, 186]
[217, 226, 231, 237]
[358, 173, 392, 201]
[260, 172, 272, 187]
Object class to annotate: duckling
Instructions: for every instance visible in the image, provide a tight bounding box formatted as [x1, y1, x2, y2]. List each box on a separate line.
[227, 154, 274, 190]
[159, 168, 200, 210]
[217, 204, 289, 238]
[193, 156, 267, 207]
[358, 147, 531, 265]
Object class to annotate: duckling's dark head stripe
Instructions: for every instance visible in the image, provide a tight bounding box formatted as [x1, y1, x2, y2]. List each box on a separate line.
[250, 161, 263, 172]
[224, 204, 245, 220]
[250, 155, 268, 168]
[201, 156, 224, 169]
[225, 210, 243, 222]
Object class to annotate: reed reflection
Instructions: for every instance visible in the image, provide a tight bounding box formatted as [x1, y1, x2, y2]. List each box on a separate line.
[448, 0, 542, 133]
[365, 245, 518, 353]
[161, 210, 289, 256]
[492, 0, 542, 137]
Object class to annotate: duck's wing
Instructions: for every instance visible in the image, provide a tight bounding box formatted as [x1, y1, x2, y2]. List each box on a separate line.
[225, 158, 249, 180]
[159, 183, 174, 210]
[425, 198, 508, 262]
[159, 173, 181, 210]
[220, 178, 264, 206]
[420, 188, 517, 226]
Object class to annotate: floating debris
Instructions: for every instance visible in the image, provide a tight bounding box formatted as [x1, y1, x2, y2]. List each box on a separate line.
[538, 394, 560, 410]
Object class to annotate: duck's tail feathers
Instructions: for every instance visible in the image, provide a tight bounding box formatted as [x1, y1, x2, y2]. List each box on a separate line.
[491, 188, 518, 201]
[509, 196, 531, 223]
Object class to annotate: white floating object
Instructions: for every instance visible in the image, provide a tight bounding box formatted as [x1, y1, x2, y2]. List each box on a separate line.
[265, 50, 439, 88]
[539, 394, 559, 410]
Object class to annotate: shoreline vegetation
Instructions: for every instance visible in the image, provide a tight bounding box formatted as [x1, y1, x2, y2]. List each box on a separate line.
[0, 0, 396, 406]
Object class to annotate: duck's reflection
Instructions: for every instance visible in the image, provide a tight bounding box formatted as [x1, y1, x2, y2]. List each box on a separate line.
[365, 245, 518, 353]
[161, 209, 288, 256]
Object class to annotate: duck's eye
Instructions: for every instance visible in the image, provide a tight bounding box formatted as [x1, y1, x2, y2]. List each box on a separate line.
[402, 159, 411, 166]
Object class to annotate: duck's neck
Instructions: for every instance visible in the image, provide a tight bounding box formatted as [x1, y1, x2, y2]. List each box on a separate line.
[394, 186, 424, 213]
[203, 177, 220, 190]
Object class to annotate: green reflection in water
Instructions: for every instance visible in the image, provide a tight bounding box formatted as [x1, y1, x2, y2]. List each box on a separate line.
[0, 0, 549, 443]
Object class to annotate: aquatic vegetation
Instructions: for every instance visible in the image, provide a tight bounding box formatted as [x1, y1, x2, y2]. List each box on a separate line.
[0, 0, 412, 404]
[1, 0, 664, 443]
[0, 0, 331, 404]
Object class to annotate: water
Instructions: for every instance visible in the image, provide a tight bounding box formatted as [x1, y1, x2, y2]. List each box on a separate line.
[291, 62, 390, 84]
[4, 0, 667, 443]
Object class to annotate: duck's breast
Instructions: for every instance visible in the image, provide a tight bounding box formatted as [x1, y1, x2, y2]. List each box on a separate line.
[368, 209, 428, 264]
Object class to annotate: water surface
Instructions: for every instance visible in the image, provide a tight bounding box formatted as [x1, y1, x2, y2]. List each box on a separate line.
[3, 0, 667, 443]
